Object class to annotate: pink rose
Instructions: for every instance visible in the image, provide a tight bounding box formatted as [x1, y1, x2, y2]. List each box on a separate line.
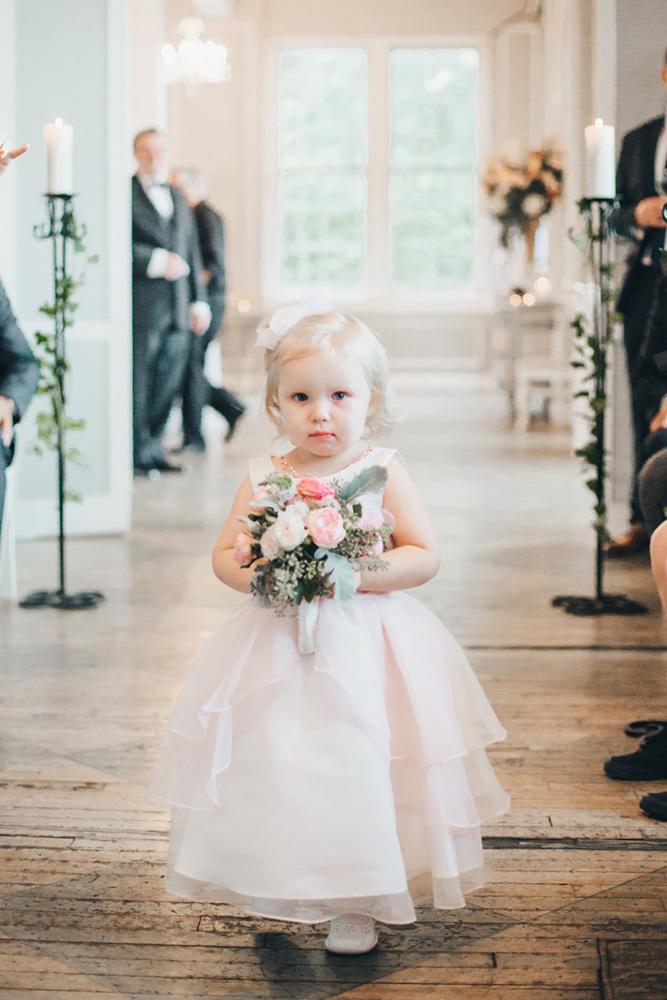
[307, 507, 346, 548]
[368, 534, 384, 556]
[358, 501, 384, 531]
[297, 478, 336, 502]
[233, 532, 254, 564]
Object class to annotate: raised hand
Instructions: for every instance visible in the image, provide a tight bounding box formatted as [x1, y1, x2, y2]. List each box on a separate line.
[0, 143, 29, 177]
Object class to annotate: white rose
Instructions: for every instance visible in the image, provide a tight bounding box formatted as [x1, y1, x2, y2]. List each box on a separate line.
[287, 500, 310, 519]
[523, 192, 547, 217]
[260, 526, 281, 560]
[273, 508, 308, 551]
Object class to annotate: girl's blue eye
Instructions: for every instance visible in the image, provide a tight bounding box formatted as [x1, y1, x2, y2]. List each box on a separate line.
[332, 391, 349, 401]
[291, 392, 308, 402]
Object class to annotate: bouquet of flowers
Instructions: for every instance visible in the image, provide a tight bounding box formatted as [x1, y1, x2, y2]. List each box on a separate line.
[232, 465, 392, 619]
[481, 141, 564, 254]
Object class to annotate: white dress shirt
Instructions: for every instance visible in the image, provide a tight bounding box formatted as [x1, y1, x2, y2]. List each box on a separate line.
[137, 172, 211, 332]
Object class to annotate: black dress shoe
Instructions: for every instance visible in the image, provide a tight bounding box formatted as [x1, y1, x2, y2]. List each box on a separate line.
[639, 791, 667, 821]
[134, 464, 158, 478]
[171, 441, 206, 455]
[224, 407, 246, 443]
[604, 727, 667, 781]
[151, 457, 183, 473]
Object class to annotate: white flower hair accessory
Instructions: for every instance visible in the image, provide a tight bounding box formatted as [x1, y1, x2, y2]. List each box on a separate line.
[256, 291, 334, 349]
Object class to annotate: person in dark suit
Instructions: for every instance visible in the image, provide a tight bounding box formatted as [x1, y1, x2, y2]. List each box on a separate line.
[132, 130, 211, 475]
[0, 279, 40, 531]
[170, 167, 245, 453]
[606, 52, 667, 555]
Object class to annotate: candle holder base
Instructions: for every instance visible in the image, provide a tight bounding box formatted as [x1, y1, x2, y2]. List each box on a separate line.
[19, 588, 105, 611]
[552, 592, 648, 616]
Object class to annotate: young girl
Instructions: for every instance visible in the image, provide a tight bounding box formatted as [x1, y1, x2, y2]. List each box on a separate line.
[150, 298, 509, 955]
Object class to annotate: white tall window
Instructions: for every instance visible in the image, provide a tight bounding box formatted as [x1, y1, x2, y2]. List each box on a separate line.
[270, 42, 481, 301]
[278, 48, 368, 292]
[389, 48, 479, 289]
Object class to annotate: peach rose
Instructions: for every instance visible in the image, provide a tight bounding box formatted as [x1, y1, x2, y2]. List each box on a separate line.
[307, 507, 346, 548]
[232, 532, 254, 565]
[297, 478, 336, 502]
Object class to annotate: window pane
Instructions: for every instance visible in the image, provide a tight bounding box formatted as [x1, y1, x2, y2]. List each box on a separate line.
[277, 48, 367, 292]
[390, 170, 475, 288]
[390, 48, 479, 288]
[390, 49, 478, 169]
[280, 172, 366, 289]
[279, 49, 367, 169]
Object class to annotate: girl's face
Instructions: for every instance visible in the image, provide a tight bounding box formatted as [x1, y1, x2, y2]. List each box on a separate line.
[277, 348, 372, 458]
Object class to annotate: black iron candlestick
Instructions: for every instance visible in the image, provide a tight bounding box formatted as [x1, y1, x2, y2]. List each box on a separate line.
[20, 194, 104, 610]
[553, 197, 646, 616]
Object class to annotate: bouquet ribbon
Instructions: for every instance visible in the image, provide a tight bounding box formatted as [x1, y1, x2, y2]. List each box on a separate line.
[297, 599, 320, 655]
[297, 551, 359, 655]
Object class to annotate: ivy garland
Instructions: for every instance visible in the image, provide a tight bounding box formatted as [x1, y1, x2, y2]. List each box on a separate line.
[32, 237, 98, 504]
[569, 198, 617, 545]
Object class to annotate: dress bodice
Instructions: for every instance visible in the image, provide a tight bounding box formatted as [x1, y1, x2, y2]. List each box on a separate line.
[248, 447, 397, 503]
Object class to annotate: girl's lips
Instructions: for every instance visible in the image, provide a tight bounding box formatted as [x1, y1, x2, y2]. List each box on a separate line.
[310, 432, 335, 438]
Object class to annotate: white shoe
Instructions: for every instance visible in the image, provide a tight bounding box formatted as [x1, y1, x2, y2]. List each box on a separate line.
[324, 914, 378, 954]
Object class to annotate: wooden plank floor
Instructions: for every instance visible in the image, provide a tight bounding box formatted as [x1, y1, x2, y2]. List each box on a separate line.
[2, 376, 667, 998]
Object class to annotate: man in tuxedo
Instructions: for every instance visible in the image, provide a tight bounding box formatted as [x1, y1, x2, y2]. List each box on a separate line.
[170, 167, 245, 453]
[132, 129, 211, 475]
[606, 52, 667, 555]
[0, 281, 40, 532]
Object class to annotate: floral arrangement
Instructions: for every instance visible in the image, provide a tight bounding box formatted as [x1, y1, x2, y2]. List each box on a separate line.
[232, 466, 392, 616]
[482, 141, 564, 251]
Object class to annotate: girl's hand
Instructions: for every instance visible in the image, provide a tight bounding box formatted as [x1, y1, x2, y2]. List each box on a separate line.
[354, 456, 440, 594]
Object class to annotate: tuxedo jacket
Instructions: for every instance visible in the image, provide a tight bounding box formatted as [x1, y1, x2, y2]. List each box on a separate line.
[0, 279, 40, 466]
[131, 175, 206, 336]
[193, 200, 226, 311]
[613, 115, 664, 315]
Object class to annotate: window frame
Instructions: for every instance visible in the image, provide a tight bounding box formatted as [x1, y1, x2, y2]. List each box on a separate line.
[262, 34, 492, 311]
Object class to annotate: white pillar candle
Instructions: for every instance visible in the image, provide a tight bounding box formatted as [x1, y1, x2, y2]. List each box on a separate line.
[584, 118, 616, 198]
[43, 118, 73, 194]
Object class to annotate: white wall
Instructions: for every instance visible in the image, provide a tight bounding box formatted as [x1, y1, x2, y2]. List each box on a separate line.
[128, 0, 169, 140]
[9, 0, 132, 540]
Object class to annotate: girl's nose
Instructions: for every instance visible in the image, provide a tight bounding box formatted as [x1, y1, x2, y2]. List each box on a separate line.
[310, 399, 330, 423]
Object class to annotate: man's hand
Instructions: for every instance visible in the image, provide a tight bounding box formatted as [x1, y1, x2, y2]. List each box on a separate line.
[0, 143, 29, 178]
[649, 401, 667, 433]
[189, 303, 211, 336]
[163, 252, 190, 281]
[0, 396, 15, 448]
[634, 196, 667, 229]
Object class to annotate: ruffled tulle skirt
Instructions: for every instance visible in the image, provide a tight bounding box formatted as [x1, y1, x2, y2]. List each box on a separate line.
[149, 592, 510, 924]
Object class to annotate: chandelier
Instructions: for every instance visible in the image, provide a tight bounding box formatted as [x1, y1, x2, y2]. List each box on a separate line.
[162, 18, 231, 93]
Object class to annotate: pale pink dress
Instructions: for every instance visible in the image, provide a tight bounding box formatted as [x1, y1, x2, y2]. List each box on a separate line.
[150, 446, 509, 924]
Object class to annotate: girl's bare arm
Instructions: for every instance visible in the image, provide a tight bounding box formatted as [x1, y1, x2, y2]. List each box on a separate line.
[357, 456, 440, 593]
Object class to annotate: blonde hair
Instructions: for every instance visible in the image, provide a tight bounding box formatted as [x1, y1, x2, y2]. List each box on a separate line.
[263, 312, 395, 437]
